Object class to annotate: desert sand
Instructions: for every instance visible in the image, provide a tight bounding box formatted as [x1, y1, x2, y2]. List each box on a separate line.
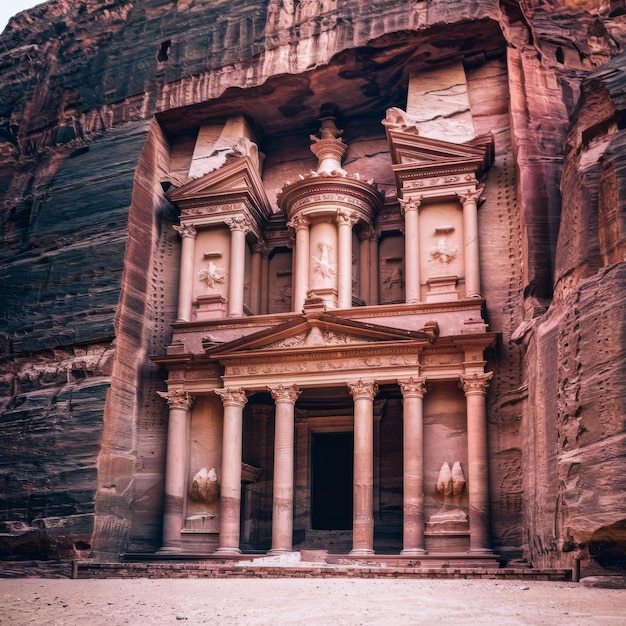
[0, 578, 624, 625]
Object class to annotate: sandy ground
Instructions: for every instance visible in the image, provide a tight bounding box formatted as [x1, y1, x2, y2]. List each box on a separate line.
[0, 578, 624, 625]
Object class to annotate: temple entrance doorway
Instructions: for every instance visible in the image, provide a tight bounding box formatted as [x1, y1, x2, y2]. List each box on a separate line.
[311, 432, 353, 530]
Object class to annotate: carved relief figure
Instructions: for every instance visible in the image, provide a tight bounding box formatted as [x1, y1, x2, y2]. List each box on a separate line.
[312, 242, 336, 280]
[430, 238, 458, 271]
[431, 461, 467, 524]
[189, 467, 220, 505]
[199, 261, 227, 289]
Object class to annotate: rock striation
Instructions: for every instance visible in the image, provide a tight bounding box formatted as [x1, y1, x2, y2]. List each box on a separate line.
[0, 0, 624, 574]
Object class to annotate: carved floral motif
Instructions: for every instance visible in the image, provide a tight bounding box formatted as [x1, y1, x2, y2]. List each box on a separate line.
[459, 371, 493, 394]
[348, 379, 379, 399]
[173, 224, 197, 239]
[214, 387, 248, 406]
[267, 383, 301, 403]
[156, 389, 194, 410]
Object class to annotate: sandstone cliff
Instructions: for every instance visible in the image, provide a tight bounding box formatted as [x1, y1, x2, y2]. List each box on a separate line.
[0, 0, 625, 573]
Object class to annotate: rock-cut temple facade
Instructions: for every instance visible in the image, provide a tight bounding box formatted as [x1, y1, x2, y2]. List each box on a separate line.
[0, 0, 625, 577]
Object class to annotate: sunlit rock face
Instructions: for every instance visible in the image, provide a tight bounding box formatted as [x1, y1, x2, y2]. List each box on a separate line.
[0, 0, 624, 574]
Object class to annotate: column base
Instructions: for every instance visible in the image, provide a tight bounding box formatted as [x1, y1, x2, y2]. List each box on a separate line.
[267, 548, 295, 556]
[401, 548, 428, 556]
[349, 548, 375, 556]
[214, 546, 242, 556]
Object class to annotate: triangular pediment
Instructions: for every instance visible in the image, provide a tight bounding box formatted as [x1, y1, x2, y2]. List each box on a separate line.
[386, 129, 493, 176]
[206, 313, 438, 359]
[167, 156, 272, 220]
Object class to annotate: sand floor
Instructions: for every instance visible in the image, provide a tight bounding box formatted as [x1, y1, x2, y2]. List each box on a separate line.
[0, 578, 625, 625]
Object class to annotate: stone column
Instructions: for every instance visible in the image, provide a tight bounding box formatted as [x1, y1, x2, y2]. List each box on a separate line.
[156, 389, 194, 553]
[287, 215, 310, 312]
[337, 209, 359, 309]
[458, 188, 483, 298]
[399, 197, 421, 303]
[226, 216, 251, 317]
[398, 377, 428, 555]
[173, 225, 197, 322]
[260, 244, 270, 314]
[369, 229, 380, 305]
[214, 387, 248, 555]
[268, 384, 301, 554]
[348, 380, 378, 555]
[250, 240, 264, 314]
[358, 230, 371, 304]
[460, 372, 493, 553]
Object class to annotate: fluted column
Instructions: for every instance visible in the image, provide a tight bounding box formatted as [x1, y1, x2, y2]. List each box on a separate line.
[458, 188, 483, 298]
[460, 372, 493, 553]
[287, 215, 310, 312]
[398, 377, 428, 555]
[156, 389, 194, 553]
[337, 209, 359, 309]
[214, 387, 248, 555]
[348, 379, 378, 555]
[399, 197, 421, 303]
[226, 216, 251, 317]
[369, 229, 380, 305]
[268, 384, 301, 554]
[173, 225, 197, 322]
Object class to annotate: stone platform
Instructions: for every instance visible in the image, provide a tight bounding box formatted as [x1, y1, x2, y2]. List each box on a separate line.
[75, 552, 573, 581]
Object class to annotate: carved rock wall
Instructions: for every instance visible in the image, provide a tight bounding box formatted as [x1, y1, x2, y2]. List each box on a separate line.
[0, 0, 625, 571]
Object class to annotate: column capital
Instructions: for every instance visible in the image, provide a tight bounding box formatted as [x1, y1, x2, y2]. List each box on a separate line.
[399, 195, 422, 215]
[459, 371, 493, 396]
[173, 224, 197, 239]
[287, 214, 310, 231]
[226, 215, 252, 233]
[268, 383, 302, 404]
[214, 387, 248, 407]
[157, 389, 194, 411]
[398, 377, 429, 398]
[336, 208, 359, 227]
[348, 379, 379, 399]
[457, 186, 484, 206]
[252, 238, 268, 254]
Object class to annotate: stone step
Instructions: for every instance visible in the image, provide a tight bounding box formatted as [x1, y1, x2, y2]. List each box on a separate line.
[77, 559, 573, 582]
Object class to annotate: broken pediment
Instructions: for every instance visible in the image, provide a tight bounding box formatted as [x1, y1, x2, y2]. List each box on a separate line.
[205, 313, 439, 358]
[387, 126, 492, 174]
[386, 125, 493, 195]
[167, 155, 273, 225]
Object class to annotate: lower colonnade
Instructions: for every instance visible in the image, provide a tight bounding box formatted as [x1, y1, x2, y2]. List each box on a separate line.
[157, 371, 493, 557]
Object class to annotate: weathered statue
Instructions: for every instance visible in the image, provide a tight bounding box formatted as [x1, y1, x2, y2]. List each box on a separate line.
[188, 467, 220, 505]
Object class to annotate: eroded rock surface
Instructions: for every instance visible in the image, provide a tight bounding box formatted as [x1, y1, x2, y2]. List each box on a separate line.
[0, 0, 624, 573]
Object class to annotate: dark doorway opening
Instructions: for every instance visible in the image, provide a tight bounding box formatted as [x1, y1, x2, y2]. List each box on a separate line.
[311, 432, 353, 530]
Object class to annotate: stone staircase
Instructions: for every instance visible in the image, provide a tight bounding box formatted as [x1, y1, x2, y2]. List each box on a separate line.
[77, 554, 573, 581]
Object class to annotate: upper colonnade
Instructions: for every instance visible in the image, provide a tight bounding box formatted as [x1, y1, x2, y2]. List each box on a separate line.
[166, 105, 492, 321]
